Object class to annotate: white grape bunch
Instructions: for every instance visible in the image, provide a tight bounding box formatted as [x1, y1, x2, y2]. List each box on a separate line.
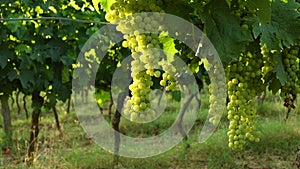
[105, 0, 179, 122]
[280, 46, 300, 113]
[226, 49, 265, 150]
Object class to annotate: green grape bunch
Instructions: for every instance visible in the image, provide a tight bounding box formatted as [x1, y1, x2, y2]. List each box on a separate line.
[207, 56, 227, 126]
[105, 0, 180, 122]
[226, 50, 265, 150]
[280, 46, 300, 119]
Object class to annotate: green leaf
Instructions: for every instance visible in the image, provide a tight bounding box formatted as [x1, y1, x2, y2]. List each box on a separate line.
[225, 0, 231, 7]
[16, 44, 32, 54]
[61, 55, 75, 67]
[20, 69, 34, 88]
[96, 90, 110, 107]
[172, 90, 181, 102]
[44, 66, 55, 81]
[20, 55, 32, 69]
[159, 37, 179, 59]
[268, 75, 281, 94]
[7, 21, 21, 33]
[59, 84, 72, 102]
[0, 53, 8, 69]
[199, 0, 253, 65]
[164, 0, 194, 20]
[0, 45, 13, 69]
[247, 0, 271, 24]
[61, 66, 70, 84]
[7, 70, 18, 82]
[93, 0, 115, 12]
[201, 58, 212, 70]
[252, 0, 300, 50]
[273, 53, 287, 85]
[92, 0, 101, 12]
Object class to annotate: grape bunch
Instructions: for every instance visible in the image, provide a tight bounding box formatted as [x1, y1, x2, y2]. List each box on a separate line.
[105, 0, 178, 122]
[229, 0, 254, 18]
[160, 60, 178, 91]
[280, 46, 300, 112]
[231, 0, 248, 17]
[226, 51, 265, 150]
[260, 44, 275, 77]
[206, 56, 227, 125]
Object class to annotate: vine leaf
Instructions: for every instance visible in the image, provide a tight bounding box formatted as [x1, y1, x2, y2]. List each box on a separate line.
[164, 0, 194, 20]
[8, 70, 18, 82]
[16, 44, 32, 54]
[92, 0, 101, 12]
[61, 66, 70, 84]
[199, 0, 253, 65]
[6, 14, 22, 33]
[252, 0, 300, 50]
[92, 0, 115, 12]
[0, 48, 10, 69]
[247, 0, 271, 24]
[19, 69, 34, 89]
[96, 90, 110, 107]
[20, 55, 32, 70]
[273, 53, 287, 85]
[172, 90, 181, 102]
[268, 74, 281, 94]
[160, 37, 178, 59]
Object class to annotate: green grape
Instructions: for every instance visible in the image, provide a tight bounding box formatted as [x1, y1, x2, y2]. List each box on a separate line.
[260, 44, 274, 77]
[230, 0, 248, 17]
[107, 0, 177, 122]
[207, 58, 227, 126]
[280, 46, 299, 112]
[226, 50, 265, 150]
[159, 61, 178, 91]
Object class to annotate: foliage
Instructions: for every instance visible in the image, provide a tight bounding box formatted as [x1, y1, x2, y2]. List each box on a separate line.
[0, 0, 104, 107]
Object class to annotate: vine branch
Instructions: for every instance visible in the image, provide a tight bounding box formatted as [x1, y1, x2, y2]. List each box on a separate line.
[0, 17, 110, 25]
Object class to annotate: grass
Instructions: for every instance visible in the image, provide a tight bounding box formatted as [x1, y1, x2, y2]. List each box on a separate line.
[0, 90, 300, 169]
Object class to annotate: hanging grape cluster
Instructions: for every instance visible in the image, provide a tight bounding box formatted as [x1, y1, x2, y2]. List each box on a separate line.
[231, 0, 248, 17]
[226, 51, 265, 150]
[260, 44, 275, 77]
[280, 46, 300, 113]
[206, 56, 227, 125]
[105, 0, 178, 122]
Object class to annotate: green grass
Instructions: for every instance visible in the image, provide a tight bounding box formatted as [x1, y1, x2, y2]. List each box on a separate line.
[1, 90, 300, 169]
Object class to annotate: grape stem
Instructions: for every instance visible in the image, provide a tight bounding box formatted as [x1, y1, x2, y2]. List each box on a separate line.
[285, 94, 296, 121]
[285, 108, 291, 122]
[112, 92, 127, 164]
[176, 92, 199, 139]
[157, 87, 166, 107]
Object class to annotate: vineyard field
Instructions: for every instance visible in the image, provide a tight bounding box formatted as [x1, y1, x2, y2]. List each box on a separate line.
[1, 0, 300, 168]
[1, 90, 300, 168]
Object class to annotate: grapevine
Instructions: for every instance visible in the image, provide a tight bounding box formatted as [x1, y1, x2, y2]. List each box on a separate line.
[0, 0, 299, 166]
[101, 0, 300, 150]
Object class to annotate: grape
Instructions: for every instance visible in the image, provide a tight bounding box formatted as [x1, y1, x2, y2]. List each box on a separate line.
[260, 44, 274, 77]
[207, 57, 227, 126]
[106, 0, 178, 122]
[226, 50, 265, 150]
[230, 0, 248, 17]
[280, 46, 300, 113]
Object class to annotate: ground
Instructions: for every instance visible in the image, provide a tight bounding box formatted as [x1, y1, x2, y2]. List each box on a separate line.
[1, 89, 300, 169]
